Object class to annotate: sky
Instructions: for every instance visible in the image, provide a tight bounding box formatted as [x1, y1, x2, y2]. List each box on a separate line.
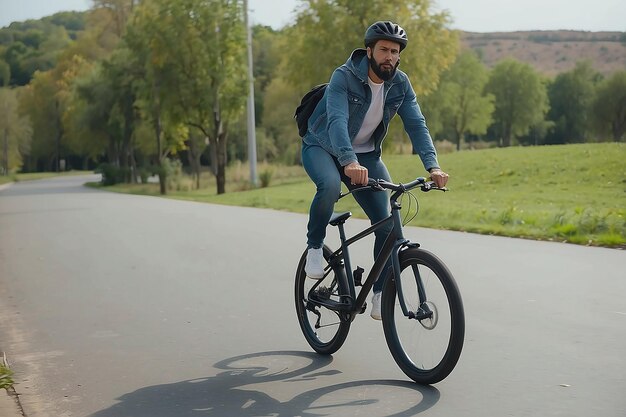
[1, 0, 625, 32]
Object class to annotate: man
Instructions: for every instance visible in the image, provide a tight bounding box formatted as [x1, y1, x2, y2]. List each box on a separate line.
[301, 21, 449, 320]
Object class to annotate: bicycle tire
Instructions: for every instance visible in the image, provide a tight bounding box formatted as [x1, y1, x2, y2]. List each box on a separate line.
[381, 247, 464, 384]
[294, 245, 351, 354]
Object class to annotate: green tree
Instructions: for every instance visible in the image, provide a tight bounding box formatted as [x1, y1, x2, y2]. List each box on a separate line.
[546, 61, 599, 144]
[0, 88, 32, 174]
[0, 60, 9, 86]
[261, 76, 302, 164]
[426, 51, 494, 150]
[251, 25, 283, 126]
[285, 0, 458, 95]
[126, 0, 248, 194]
[591, 71, 626, 141]
[18, 70, 64, 171]
[485, 59, 549, 147]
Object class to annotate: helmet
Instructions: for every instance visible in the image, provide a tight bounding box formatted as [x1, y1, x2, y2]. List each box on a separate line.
[364, 21, 408, 51]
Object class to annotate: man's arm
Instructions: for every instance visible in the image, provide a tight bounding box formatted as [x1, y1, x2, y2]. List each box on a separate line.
[326, 69, 359, 167]
[397, 78, 448, 187]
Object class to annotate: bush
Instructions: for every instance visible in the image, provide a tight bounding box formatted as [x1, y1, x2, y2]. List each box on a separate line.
[259, 168, 274, 188]
[96, 163, 129, 185]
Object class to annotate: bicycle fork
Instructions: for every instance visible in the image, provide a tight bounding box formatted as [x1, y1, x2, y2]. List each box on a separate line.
[392, 241, 434, 321]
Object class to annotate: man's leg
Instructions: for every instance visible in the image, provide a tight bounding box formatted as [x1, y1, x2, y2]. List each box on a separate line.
[301, 144, 342, 250]
[351, 152, 393, 293]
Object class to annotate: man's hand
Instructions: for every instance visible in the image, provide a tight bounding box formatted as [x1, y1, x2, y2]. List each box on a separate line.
[344, 162, 368, 186]
[429, 168, 449, 188]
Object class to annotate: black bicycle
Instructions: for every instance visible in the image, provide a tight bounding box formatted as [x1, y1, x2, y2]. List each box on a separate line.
[295, 177, 465, 384]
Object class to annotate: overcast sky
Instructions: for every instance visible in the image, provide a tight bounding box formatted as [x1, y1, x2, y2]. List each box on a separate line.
[1, 0, 624, 32]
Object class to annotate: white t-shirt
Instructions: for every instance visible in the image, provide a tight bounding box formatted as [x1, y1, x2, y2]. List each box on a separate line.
[352, 78, 384, 154]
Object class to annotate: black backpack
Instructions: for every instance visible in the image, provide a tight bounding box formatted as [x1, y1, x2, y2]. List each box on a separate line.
[294, 83, 328, 137]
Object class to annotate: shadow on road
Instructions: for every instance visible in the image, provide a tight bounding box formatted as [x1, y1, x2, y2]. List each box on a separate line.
[90, 350, 439, 417]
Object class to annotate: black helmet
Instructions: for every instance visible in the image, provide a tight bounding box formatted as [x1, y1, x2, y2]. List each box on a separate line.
[364, 21, 408, 51]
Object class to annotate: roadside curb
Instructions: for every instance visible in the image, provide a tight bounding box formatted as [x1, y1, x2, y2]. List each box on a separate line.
[0, 388, 23, 417]
[0, 182, 14, 192]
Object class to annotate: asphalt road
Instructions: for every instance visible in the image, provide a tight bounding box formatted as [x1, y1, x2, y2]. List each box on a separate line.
[0, 175, 625, 417]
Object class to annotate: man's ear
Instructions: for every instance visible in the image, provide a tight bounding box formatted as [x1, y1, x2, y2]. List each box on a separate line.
[366, 46, 372, 59]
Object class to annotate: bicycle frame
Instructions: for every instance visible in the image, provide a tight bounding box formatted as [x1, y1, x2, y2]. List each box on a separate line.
[316, 188, 427, 321]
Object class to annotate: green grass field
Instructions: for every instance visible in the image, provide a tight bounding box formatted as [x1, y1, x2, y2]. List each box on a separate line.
[90, 143, 625, 247]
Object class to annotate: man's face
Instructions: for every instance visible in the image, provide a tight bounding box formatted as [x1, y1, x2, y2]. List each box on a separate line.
[367, 39, 401, 81]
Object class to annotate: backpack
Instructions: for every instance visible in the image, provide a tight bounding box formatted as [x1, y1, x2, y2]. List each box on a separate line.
[294, 83, 328, 137]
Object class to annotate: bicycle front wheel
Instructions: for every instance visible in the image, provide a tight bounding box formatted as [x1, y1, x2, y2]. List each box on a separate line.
[381, 247, 465, 384]
[294, 245, 351, 354]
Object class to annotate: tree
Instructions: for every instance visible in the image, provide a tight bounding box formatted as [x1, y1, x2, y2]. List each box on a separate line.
[0, 87, 32, 174]
[285, 0, 458, 95]
[591, 71, 626, 141]
[126, 0, 248, 194]
[18, 70, 64, 171]
[485, 59, 549, 147]
[545, 61, 599, 144]
[425, 51, 494, 150]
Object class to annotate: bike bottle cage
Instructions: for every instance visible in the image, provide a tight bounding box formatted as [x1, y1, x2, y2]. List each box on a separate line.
[329, 211, 352, 226]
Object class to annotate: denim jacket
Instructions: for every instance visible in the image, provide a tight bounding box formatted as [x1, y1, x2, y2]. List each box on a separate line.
[303, 49, 440, 171]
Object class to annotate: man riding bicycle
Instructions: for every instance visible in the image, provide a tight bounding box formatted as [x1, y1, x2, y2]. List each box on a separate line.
[301, 21, 449, 320]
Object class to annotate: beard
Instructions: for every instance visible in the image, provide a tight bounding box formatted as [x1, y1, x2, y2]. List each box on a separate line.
[369, 55, 399, 81]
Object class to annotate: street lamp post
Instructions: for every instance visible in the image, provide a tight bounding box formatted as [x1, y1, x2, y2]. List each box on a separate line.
[244, 0, 258, 186]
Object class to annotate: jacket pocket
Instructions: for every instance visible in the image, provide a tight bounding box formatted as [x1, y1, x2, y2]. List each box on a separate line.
[347, 93, 365, 118]
[385, 96, 403, 119]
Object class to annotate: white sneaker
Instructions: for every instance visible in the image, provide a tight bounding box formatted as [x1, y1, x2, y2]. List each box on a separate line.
[370, 292, 382, 320]
[305, 247, 324, 279]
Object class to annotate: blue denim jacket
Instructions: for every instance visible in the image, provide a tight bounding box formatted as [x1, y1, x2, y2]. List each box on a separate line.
[303, 49, 440, 171]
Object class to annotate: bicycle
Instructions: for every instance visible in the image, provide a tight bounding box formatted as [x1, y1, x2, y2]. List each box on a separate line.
[294, 177, 465, 384]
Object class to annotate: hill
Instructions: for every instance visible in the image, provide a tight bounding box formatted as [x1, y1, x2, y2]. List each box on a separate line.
[460, 30, 626, 76]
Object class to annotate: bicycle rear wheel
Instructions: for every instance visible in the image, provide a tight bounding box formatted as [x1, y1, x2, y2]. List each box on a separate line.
[295, 245, 351, 354]
[381, 247, 464, 384]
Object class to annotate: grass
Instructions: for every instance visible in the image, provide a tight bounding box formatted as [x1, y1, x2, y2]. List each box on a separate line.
[0, 170, 90, 185]
[89, 143, 626, 248]
[0, 361, 13, 389]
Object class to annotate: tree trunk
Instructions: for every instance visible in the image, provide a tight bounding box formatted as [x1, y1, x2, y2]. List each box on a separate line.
[154, 113, 167, 195]
[454, 129, 462, 151]
[216, 132, 227, 194]
[213, 100, 227, 194]
[2, 127, 8, 175]
[158, 161, 167, 195]
[186, 135, 202, 189]
[502, 123, 512, 147]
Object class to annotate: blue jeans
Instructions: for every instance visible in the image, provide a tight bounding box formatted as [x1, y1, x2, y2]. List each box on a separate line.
[302, 143, 393, 292]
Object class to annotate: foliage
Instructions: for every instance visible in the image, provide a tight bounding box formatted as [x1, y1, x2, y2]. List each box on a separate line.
[590, 70, 626, 141]
[97, 162, 129, 185]
[423, 51, 494, 149]
[0, 87, 32, 174]
[285, 0, 458, 94]
[260, 75, 302, 164]
[545, 61, 600, 144]
[125, 0, 248, 194]
[0, 362, 14, 389]
[485, 59, 550, 147]
[0, 13, 84, 86]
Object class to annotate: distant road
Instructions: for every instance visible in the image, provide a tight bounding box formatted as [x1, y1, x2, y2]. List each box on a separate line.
[1, 175, 625, 417]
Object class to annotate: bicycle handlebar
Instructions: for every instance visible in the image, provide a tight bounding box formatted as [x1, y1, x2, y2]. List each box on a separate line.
[338, 177, 447, 200]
